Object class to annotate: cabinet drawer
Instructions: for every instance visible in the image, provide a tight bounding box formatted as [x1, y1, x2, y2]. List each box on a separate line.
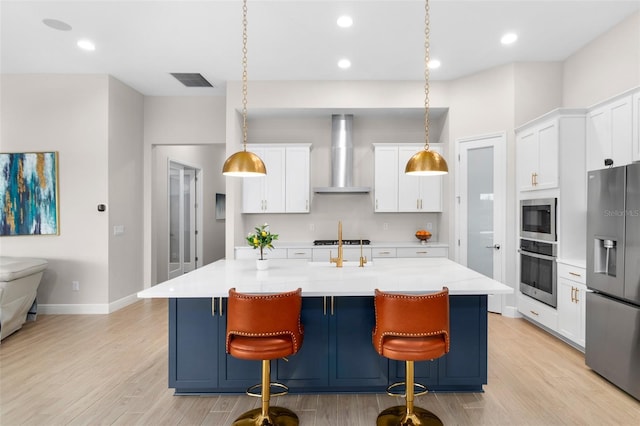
[371, 248, 397, 258]
[312, 248, 372, 263]
[557, 263, 586, 284]
[518, 294, 558, 330]
[235, 247, 287, 259]
[396, 247, 448, 258]
[287, 248, 312, 259]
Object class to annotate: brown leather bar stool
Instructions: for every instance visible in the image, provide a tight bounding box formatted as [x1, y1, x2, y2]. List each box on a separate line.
[372, 287, 450, 426]
[226, 288, 304, 426]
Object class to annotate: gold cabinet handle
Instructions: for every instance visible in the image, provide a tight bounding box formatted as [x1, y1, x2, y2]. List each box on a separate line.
[375, 199, 378, 210]
[323, 296, 327, 316]
[569, 272, 582, 277]
[378, 251, 391, 255]
[416, 251, 428, 254]
[219, 297, 223, 316]
[530, 310, 539, 316]
[417, 199, 420, 210]
[574, 288, 580, 304]
[571, 287, 576, 303]
[212, 297, 216, 316]
[331, 296, 335, 316]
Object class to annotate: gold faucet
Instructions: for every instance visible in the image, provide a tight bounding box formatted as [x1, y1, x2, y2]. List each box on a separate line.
[329, 221, 344, 267]
[359, 239, 368, 268]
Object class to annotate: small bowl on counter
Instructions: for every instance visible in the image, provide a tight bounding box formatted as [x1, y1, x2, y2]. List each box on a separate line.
[415, 230, 432, 245]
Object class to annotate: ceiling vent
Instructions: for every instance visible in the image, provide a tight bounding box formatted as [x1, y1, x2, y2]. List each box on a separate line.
[170, 73, 214, 88]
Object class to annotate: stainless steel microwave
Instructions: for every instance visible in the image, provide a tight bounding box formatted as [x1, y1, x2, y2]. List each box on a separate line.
[520, 198, 557, 242]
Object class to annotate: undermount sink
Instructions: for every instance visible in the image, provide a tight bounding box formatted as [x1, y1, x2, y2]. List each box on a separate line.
[308, 261, 373, 267]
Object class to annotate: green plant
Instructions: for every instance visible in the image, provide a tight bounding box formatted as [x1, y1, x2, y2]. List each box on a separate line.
[246, 223, 279, 260]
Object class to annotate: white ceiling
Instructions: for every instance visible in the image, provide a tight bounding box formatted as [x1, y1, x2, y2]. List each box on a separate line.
[1, 0, 639, 97]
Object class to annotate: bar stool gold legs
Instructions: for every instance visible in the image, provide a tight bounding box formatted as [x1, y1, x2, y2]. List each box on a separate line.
[372, 288, 450, 426]
[376, 361, 443, 426]
[232, 360, 298, 426]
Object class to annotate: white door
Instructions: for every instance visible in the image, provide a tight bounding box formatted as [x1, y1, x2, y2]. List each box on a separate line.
[168, 161, 199, 279]
[456, 133, 506, 313]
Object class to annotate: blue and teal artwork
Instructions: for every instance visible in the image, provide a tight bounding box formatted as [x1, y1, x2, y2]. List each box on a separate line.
[0, 152, 59, 236]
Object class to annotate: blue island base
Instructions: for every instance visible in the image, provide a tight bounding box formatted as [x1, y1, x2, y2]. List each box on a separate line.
[169, 295, 487, 394]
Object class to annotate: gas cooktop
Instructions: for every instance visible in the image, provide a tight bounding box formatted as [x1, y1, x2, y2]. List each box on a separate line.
[313, 239, 370, 246]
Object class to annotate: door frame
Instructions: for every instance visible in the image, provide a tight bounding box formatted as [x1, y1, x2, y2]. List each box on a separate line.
[168, 159, 203, 279]
[455, 132, 507, 313]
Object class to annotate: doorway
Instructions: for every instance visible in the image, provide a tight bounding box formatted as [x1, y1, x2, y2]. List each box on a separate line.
[168, 161, 201, 279]
[456, 133, 506, 313]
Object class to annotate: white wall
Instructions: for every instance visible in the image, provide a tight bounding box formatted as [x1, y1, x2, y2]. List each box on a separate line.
[0, 74, 144, 312]
[563, 11, 640, 107]
[514, 62, 564, 127]
[107, 77, 145, 304]
[143, 96, 227, 285]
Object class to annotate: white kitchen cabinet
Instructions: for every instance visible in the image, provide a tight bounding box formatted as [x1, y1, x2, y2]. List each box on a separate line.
[586, 93, 633, 171]
[633, 90, 640, 162]
[285, 145, 311, 213]
[373, 144, 443, 213]
[516, 119, 558, 191]
[398, 146, 443, 212]
[557, 263, 587, 348]
[515, 110, 587, 262]
[396, 246, 448, 258]
[242, 144, 310, 213]
[371, 248, 397, 258]
[517, 293, 558, 331]
[373, 145, 398, 212]
[312, 247, 372, 263]
[286, 248, 312, 259]
[235, 247, 287, 259]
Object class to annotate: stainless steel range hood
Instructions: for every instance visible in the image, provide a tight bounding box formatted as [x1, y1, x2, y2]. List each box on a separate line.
[314, 114, 371, 193]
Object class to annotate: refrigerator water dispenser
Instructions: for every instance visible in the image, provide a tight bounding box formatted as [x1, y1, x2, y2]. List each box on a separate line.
[593, 238, 617, 277]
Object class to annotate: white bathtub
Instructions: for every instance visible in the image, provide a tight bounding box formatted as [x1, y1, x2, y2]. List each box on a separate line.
[0, 257, 48, 341]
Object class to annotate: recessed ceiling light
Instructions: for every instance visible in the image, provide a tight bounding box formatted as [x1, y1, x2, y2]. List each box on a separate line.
[337, 16, 353, 28]
[77, 39, 96, 51]
[42, 18, 72, 31]
[501, 32, 518, 45]
[337, 58, 351, 69]
[428, 59, 441, 69]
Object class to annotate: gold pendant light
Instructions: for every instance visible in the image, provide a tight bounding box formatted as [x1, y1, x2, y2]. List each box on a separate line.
[405, 0, 448, 176]
[222, 0, 266, 177]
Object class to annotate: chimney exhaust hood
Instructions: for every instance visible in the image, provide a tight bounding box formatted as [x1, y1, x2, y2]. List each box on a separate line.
[314, 114, 371, 194]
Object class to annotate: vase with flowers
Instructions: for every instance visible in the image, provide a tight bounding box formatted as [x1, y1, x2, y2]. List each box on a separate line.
[246, 223, 279, 270]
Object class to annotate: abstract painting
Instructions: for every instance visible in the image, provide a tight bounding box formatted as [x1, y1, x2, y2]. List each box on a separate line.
[0, 152, 59, 236]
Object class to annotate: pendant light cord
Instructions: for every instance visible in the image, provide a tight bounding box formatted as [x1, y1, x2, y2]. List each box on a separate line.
[241, 0, 249, 151]
[423, 0, 431, 152]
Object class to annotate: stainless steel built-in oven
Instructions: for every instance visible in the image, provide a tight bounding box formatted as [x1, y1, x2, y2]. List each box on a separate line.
[520, 198, 557, 242]
[519, 239, 557, 308]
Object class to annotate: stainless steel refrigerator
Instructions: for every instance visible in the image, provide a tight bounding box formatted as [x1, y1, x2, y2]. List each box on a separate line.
[586, 162, 640, 400]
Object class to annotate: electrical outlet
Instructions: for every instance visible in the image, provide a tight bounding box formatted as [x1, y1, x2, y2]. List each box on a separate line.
[72, 281, 80, 291]
[383, 223, 389, 231]
[309, 223, 315, 232]
[426, 222, 433, 230]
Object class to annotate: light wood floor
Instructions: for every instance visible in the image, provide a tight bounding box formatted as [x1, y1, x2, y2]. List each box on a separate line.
[1, 299, 638, 426]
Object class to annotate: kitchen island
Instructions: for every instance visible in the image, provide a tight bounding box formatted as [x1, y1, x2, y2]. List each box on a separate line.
[138, 258, 512, 395]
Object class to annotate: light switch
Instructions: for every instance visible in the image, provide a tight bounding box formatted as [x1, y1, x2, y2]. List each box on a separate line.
[113, 225, 125, 236]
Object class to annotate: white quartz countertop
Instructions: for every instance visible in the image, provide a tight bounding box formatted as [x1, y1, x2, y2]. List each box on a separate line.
[235, 241, 449, 249]
[138, 258, 513, 298]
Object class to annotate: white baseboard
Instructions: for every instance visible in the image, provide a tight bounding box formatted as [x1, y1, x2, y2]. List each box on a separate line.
[39, 293, 140, 315]
[501, 305, 521, 318]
